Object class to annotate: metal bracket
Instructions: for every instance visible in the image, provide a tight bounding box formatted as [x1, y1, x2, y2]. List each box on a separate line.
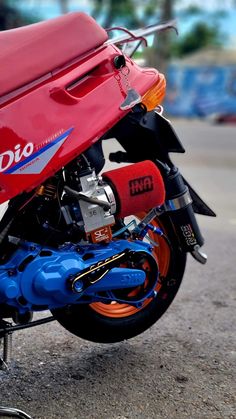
[106, 26, 148, 47]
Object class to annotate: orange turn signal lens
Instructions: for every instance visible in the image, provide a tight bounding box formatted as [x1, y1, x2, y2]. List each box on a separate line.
[142, 73, 166, 111]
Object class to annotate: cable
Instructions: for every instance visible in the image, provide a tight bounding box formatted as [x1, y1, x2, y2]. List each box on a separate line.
[64, 186, 111, 211]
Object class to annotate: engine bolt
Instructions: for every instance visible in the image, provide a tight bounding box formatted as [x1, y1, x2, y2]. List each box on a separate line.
[73, 280, 84, 293]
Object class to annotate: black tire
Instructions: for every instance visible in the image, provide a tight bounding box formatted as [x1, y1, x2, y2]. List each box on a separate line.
[52, 215, 186, 343]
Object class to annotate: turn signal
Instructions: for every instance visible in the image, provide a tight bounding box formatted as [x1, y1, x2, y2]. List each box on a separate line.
[142, 73, 166, 111]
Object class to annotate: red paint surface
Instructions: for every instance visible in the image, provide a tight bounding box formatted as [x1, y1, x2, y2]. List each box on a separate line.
[0, 30, 159, 205]
[0, 12, 108, 97]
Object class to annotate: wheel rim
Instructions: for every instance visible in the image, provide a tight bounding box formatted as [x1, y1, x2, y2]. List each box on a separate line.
[90, 213, 171, 318]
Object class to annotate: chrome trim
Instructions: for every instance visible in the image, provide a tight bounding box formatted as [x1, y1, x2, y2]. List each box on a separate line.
[104, 184, 117, 214]
[105, 21, 177, 47]
[154, 105, 164, 115]
[0, 406, 32, 419]
[191, 245, 207, 265]
[165, 189, 192, 211]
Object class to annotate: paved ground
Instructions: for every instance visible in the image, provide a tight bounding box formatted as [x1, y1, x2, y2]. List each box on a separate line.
[0, 120, 235, 419]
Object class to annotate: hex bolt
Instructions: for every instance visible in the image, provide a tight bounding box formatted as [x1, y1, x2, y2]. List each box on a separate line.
[73, 280, 84, 293]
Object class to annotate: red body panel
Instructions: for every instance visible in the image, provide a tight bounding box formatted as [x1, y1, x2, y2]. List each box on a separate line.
[0, 44, 159, 205]
[0, 12, 108, 97]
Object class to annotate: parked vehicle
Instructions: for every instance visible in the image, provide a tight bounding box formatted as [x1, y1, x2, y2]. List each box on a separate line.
[0, 12, 215, 362]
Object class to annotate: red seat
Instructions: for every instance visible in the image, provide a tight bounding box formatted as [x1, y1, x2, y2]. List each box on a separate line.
[0, 12, 108, 97]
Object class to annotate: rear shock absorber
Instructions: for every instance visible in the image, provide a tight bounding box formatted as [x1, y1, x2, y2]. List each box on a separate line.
[164, 167, 207, 264]
[36, 180, 57, 200]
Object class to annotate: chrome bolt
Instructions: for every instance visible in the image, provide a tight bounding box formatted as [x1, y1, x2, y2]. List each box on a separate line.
[73, 280, 84, 293]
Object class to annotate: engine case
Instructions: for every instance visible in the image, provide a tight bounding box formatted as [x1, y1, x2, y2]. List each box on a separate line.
[0, 239, 154, 313]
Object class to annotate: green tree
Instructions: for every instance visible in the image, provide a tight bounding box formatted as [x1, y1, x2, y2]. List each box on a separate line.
[146, 0, 174, 72]
[92, 0, 141, 28]
[91, 0, 172, 69]
[0, 0, 21, 29]
[0, 0, 36, 30]
[172, 22, 222, 57]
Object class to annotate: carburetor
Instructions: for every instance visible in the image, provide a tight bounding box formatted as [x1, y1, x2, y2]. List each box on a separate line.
[64, 160, 165, 244]
[77, 171, 116, 242]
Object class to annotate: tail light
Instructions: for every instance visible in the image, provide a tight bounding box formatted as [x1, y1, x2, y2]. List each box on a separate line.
[142, 73, 166, 111]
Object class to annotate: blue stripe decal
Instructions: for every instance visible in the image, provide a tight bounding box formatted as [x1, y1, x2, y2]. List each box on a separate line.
[5, 127, 74, 174]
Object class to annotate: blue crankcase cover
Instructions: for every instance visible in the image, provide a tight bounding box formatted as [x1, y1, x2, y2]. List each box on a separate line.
[0, 239, 154, 312]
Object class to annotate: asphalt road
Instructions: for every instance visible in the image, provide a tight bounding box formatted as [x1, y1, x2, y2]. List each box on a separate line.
[0, 120, 235, 419]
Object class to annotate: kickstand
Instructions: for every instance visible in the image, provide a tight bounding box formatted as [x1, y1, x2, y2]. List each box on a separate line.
[0, 325, 12, 371]
[0, 321, 12, 371]
[0, 323, 32, 418]
[0, 406, 32, 418]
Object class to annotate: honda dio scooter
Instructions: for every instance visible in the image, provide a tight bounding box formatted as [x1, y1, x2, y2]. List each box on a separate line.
[0, 12, 215, 365]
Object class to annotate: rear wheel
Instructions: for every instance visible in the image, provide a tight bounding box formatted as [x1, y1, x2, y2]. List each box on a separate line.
[52, 214, 186, 343]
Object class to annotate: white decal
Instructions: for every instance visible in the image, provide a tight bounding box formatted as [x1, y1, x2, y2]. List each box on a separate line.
[0, 143, 34, 173]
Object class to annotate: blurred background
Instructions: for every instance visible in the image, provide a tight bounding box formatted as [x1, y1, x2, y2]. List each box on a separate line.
[1, 0, 236, 120]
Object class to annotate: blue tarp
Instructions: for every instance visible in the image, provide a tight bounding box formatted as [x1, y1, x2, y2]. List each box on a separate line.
[164, 65, 236, 117]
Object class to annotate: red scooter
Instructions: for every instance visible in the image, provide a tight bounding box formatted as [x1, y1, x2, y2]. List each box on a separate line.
[0, 12, 215, 363]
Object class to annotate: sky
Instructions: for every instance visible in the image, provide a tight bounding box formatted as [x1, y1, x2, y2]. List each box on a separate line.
[8, 0, 236, 47]
[177, 0, 235, 10]
[10, 0, 236, 15]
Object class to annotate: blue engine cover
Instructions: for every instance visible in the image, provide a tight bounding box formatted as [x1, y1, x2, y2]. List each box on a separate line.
[0, 239, 155, 313]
